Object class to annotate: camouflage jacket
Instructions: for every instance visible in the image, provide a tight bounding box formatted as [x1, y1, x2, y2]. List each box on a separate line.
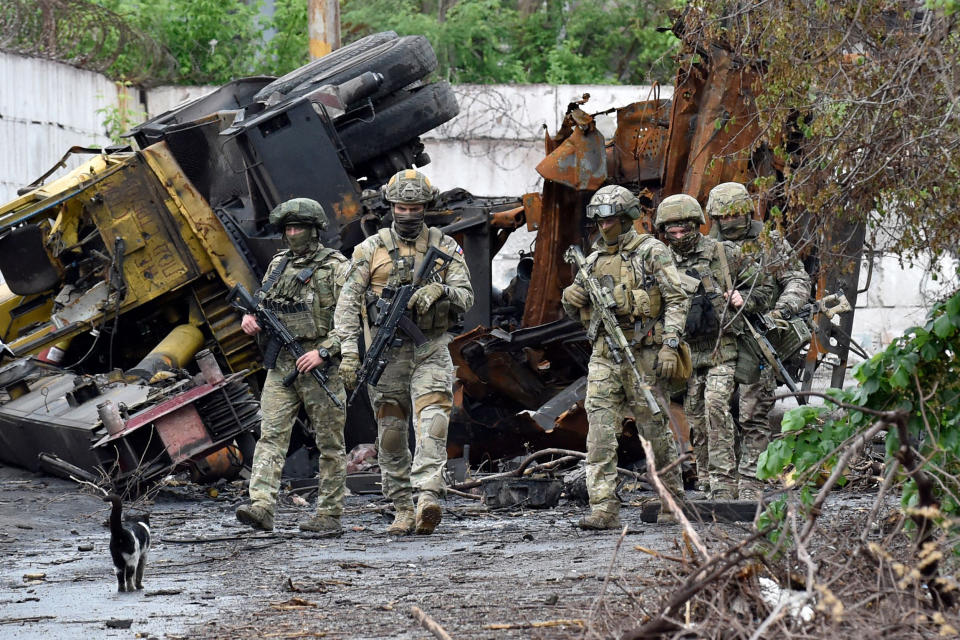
[671, 234, 773, 340]
[562, 228, 689, 339]
[333, 224, 474, 358]
[709, 220, 810, 316]
[258, 242, 349, 358]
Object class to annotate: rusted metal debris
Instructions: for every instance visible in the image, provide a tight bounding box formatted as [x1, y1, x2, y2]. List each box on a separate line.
[0, 19, 864, 492]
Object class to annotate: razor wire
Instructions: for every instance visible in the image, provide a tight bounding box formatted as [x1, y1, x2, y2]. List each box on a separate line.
[0, 0, 177, 86]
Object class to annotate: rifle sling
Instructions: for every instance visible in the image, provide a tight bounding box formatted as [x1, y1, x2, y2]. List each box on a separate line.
[257, 256, 290, 297]
[397, 314, 428, 346]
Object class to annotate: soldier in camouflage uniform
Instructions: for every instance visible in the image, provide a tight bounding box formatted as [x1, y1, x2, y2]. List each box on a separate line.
[333, 170, 474, 536]
[561, 186, 689, 530]
[706, 182, 811, 499]
[235, 199, 349, 536]
[656, 194, 772, 500]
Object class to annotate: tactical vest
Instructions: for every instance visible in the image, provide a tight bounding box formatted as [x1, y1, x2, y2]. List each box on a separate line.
[366, 227, 455, 332]
[681, 239, 738, 340]
[585, 234, 663, 341]
[260, 247, 340, 342]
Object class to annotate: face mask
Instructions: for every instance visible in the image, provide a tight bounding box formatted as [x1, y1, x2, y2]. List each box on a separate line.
[286, 225, 315, 254]
[718, 216, 750, 240]
[393, 209, 425, 240]
[665, 223, 699, 254]
[598, 217, 623, 247]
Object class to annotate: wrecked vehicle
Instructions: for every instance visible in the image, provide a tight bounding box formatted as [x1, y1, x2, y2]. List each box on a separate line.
[0, 32, 490, 490]
[0, 21, 862, 490]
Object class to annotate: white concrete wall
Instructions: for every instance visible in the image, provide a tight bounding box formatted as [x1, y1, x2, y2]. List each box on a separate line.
[0, 51, 947, 360]
[0, 52, 118, 202]
[422, 84, 672, 197]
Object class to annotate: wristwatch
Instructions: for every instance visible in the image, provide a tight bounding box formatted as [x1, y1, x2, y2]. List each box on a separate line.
[664, 336, 680, 349]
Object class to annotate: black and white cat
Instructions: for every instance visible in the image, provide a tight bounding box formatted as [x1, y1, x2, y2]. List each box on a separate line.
[104, 494, 151, 592]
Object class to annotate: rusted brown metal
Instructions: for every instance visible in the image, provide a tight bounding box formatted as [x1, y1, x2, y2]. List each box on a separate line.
[536, 107, 607, 191]
[521, 181, 583, 327]
[490, 205, 525, 230]
[607, 96, 671, 185]
[661, 47, 764, 205]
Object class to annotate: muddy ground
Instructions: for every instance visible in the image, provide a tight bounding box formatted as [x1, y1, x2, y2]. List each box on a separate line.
[0, 461, 762, 640]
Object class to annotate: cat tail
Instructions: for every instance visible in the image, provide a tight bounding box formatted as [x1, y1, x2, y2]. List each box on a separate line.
[104, 493, 124, 538]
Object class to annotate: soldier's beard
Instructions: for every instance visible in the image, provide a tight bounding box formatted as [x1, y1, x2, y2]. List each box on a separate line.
[287, 228, 316, 254]
[393, 212, 425, 240]
[666, 229, 699, 254]
[718, 216, 750, 240]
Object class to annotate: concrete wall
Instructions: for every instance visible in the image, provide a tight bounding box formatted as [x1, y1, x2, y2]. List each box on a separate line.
[0, 52, 117, 202]
[0, 51, 947, 364]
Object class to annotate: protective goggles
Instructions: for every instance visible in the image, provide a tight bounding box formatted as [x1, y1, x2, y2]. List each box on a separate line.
[586, 203, 618, 218]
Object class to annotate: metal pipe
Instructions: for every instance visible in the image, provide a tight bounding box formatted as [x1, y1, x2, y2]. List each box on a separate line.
[127, 324, 204, 382]
[308, 0, 340, 60]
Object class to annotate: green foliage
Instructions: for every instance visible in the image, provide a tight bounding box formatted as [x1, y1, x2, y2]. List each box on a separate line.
[341, 0, 680, 84]
[759, 285, 960, 537]
[685, 1, 960, 262]
[94, 0, 266, 84]
[262, 0, 309, 74]
[96, 83, 147, 144]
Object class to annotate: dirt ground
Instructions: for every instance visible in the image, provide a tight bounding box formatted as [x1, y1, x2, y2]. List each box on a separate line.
[1, 463, 731, 640]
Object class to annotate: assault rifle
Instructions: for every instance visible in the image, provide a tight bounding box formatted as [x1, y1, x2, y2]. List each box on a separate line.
[745, 290, 853, 393]
[348, 245, 454, 406]
[228, 284, 343, 409]
[564, 245, 667, 418]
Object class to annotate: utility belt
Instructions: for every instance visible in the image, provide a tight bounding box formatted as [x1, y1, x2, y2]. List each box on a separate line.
[591, 317, 664, 353]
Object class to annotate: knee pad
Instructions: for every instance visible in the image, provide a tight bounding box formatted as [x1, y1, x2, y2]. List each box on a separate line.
[378, 416, 408, 454]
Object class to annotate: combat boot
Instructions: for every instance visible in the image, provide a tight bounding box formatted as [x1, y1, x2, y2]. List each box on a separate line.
[299, 514, 342, 537]
[578, 505, 621, 530]
[415, 492, 442, 535]
[387, 501, 416, 536]
[236, 503, 274, 531]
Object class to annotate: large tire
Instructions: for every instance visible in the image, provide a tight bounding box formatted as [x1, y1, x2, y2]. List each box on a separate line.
[256, 35, 438, 106]
[253, 31, 398, 102]
[338, 82, 459, 166]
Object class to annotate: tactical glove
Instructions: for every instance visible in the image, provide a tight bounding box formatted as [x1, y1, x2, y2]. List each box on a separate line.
[656, 343, 681, 380]
[339, 352, 360, 390]
[562, 283, 589, 308]
[407, 282, 445, 316]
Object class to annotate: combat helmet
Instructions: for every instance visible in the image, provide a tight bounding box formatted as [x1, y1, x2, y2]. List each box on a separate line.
[654, 193, 705, 228]
[705, 182, 752, 219]
[586, 185, 641, 220]
[268, 198, 328, 229]
[382, 169, 439, 206]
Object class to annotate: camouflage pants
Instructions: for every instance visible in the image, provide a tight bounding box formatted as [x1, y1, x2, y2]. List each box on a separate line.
[248, 351, 347, 517]
[686, 337, 738, 499]
[737, 365, 777, 483]
[370, 333, 454, 504]
[584, 342, 682, 514]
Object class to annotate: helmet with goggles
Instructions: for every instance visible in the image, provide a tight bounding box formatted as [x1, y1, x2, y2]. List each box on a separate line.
[586, 185, 641, 220]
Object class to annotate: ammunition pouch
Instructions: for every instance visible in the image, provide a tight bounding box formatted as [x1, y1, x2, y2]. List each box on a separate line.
[734, 335, 763, 385]
[267, 301, 321, 341]
[768, 315, 813, 362]
[414, 293, 453, 332]
[630, 289, 652, 318]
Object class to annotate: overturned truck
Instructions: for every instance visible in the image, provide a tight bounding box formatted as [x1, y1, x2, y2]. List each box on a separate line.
[0, 24, 861, 489]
